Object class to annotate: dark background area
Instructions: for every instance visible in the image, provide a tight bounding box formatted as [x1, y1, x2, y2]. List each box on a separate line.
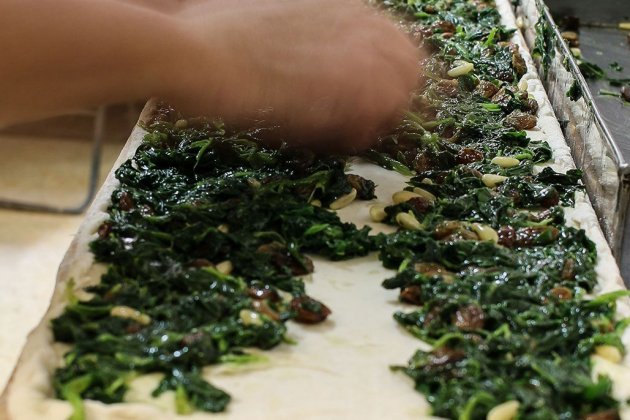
[547, 0, 630, 162]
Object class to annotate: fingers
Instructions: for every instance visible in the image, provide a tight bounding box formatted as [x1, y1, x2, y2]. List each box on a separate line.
[171, 0, 420, 153]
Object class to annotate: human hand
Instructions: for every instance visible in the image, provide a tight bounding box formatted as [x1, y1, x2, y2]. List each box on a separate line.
[162, 0, 420, 152]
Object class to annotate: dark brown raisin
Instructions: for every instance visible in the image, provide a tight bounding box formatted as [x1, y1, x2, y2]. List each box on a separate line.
[561, 259, 576, 280]
[492, 87, 514, 106]
[247, 285, 280, 302]
[346, 174, 375, 200]
[291, 296, 331, 324]
[452, 304, 486, 331]
[434, 221, 462, 240]
[119, 191, 134, 211]
[474, 80, 499, 98]
[407, 197, 431, 214]
[97, 222, 112, 239]
[426, 347, 466, 368]
[505, 110, 537, 130]
[414, 262, 448, 276]
[257, 242, 314, 275]
[423, 306, 443, 328]
[252, 300, 281, 321]
[431, 20, 456, 34]
[529, 208, 554, 223]
[456, 148, 484, 164]
[540, 189, 560, 208]
[435, 79, 460, 97]
[514, 226, 559, 247]
[512, 49, 527, 77]
[125, 323, 143, 334]
[189, 258, 213, 268]
[400, 285, 422, 305]
[525, 97, 539, 115]
[583, 409, 620, 420]
[550, 286, 573, 300]
[139, 205, 154, 216]
[497, 226, 516, 248]
[413, 153, 434, 173]
[181, 332, 206, 347]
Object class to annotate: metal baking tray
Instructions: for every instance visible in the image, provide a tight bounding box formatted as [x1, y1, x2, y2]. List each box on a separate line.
[515, 0, 630, 284]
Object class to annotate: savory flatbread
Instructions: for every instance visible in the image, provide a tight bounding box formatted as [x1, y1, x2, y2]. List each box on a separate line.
[2, 0, 629, 419]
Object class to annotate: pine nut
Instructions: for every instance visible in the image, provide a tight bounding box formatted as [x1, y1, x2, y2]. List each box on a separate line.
[247, 178, 261, 189]
[217, 224, 229, 234]
[216, 260, 233, 275]
[396, 212, 422, 230]
[447, 60, 475, 77]
[310, 199, 322, 207]
[491, 156, 520, 168]
[329, 188, 357, 210]
[239, 309, 263, 326]
[369, 205, 387, 222]
[482, 174, 508, 188]
[392, 190, 421, 204]
[412, 187, 437, 203]
[111, 306, 151, 325]
[174, 119, 188, 129]
[487, 400, 520, 420]
[472, 223, 499, 243]
[595, 345, 623, 363]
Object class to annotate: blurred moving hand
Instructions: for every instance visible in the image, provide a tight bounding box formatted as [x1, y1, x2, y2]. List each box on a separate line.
[0, 0, 419, 152]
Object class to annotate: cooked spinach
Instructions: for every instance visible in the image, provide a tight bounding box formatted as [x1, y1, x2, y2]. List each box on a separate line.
[533, 13, 556, 74]
[51, 118, 377, 417]
[374, 0, 628, 419]
[567, 79, 583, 101]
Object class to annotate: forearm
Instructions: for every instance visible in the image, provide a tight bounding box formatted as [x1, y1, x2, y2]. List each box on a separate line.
[0, 0, 188, 126]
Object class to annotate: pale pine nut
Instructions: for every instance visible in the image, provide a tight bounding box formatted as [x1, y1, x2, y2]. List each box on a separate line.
[487, 400, 520, 420]
[491, 156, 520, 168]
[239, 309, 263, 326]
[472, 223, 499, 243]
[482, 174, 508, 188]
[396, 212, 422, 230]
[412, 187, 437, 203]
[447, 61, 475, 77]
[111, 306, 151, 325]
[216, 260, 233, 275]
[595, 345, 623, 363]
[369, 205, 387, 222]
[329, 188, 357, 210]
[392, 190, 421, 204]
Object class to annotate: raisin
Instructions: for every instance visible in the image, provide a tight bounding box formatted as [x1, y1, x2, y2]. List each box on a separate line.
[400, 285, 422, 305]
[291, 296, 331, 324]
[452, 304, 485, 331]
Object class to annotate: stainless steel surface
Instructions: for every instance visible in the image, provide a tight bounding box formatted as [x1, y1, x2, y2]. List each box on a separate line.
[0, 107, 106, 214]
[516, 0, 630, 284]
[574, 28, 630, 160]
[546, 0, 629, 24]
